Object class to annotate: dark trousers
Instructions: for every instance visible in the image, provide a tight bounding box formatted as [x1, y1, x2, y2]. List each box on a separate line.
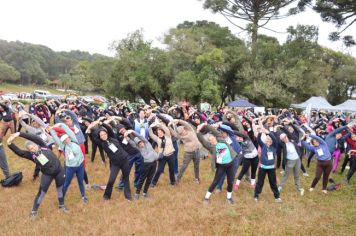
[208, 161, 235, 193]
[217, 156, 240, 190]
[311, 160, 332, 190]
[237, 156, 259, 180]
[104, 160, 131, 200]
[32, 167, 65, 212]
[90, 137, 105, 163]
[17, 118, 29, 132]
[136, 161, 157, 194]
[118, 152, 143, 189]
[152, 154, 175, 185]
[347, 156, 356, 182]
[341, 154, 350, 173]
[254, 168, 279, 199]
[173, 140, 179, 175]
[307, 151, 315, 167]
[277, 145, 282, 169]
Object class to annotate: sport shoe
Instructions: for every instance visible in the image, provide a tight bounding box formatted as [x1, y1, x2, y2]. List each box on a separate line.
[195, 178, 200, 184]
[309, 188, 314, 192]
[203, 198, 210, 204]
[254, 197, 258, 202]
[303, 172, 309, 177]
[30, 211, 37, 220]
[134, 193, 139, 200]
[227, 198, 234, 205]
[82, 197, 88, 204]
[322, 190, 328, 194]
[233, 184, 239, 192]
[346, 166, 350, 170]
[143, 193, 149, 199]
[250, 183, 256, 189]
[275, 198, 282, 203]
[278, 186, 282, 193]
[59, 206, 69, 213]
[300, 189, 305, 196]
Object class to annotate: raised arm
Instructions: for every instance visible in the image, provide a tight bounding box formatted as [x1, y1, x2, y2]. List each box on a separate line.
[19, 132, 47, 147]
[148, 125, 159, 142]
[29, 114, 48, 128]
[60, 123, 78, 143]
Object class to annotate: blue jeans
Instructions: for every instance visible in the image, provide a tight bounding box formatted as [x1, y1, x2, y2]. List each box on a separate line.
[118, 152, 143, 189]
[217, 156, 240, 191]
[63, 162, 85, 197]
[173, 140, 179, 175]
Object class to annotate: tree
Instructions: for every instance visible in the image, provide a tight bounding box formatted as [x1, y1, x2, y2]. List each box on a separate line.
[201, 0, 297, 62]
[297, 0, 356, 46]
[0, 61, 20, 83]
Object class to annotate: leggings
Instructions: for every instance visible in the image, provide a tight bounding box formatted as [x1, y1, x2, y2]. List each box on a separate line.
[63, 162, 85, 198]
[347, 156, 356, 182]
[208, 161, 235, 193]
[332, 149, 342, 173]
[90, 137, 105, 163]
[237, 156, 259, 181]
[311, 159, 332, 190]
[32, 167, 65, 212]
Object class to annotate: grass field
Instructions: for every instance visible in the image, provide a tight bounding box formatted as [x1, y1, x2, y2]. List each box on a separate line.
[0, 131, 355, 236]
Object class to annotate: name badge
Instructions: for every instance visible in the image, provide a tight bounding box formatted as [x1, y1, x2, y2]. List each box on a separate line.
[109, 143, 118, 153]
[36, 154, 49, 166]
[267, 151, 274, 160]
[269, 127, 274, 132]
[67, 151, 75, 160]
[122, 138, 128, 145]
[2, 112, 7, 116]
[226, 137, 232, 145]
[43, 117, 47, 122]
[317, 149, 324, 156]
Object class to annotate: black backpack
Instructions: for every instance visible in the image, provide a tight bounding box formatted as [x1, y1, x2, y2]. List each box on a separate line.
[1, 171, 23, 187]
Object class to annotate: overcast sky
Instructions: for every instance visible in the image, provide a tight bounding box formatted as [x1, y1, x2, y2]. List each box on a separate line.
[0, 0, 355, 57]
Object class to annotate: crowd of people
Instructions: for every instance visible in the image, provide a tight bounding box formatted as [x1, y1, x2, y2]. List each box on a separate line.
[0, 98, 355, 219]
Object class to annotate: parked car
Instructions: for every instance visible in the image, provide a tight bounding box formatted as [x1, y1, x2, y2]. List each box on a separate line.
[0, 93, 19, 101]
[33, 90, 51, 99]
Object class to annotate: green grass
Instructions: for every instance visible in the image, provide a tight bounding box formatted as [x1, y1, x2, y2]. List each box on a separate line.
[0, 83, 68, 95]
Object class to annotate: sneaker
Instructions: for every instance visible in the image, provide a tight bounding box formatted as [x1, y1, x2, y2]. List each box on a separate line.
[59, 206, 69, 214]
[134, 193, 139, 200]
[275, 198, 282, 203]
[300, 189, 305, 196]
[227, 198, 234, 204]
[250, 183, 256, 189]
[82, 197, 88, 204]
[278, 186, 282, 193]
[30, 211, 37, 220]
[150, 183, 156, 188]
[303, 173, 309, 177]
[195, 178, 200, 184]
[85, 184, 92, 190]
[346, 166, 350, 170]
[254, 197, 258, 202]
[322, 190, 328, 194]
[103, 196, 110, 202]
[143, 193, 149, 199]
[309, 188, 314, 192]
[203, 198, 210, 204]
[216, 189, 222, 193]
[233, 184, 239, 192]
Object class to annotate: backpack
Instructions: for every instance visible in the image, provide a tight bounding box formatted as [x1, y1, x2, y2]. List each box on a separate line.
[0, 171, 23, 187]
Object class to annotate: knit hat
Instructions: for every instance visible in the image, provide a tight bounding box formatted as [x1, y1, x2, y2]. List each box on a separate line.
[60, 134, 69, 142]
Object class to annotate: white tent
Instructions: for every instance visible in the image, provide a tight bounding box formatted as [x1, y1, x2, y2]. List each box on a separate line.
[333, 99, 356, 112]
[291, 96, 337, 111]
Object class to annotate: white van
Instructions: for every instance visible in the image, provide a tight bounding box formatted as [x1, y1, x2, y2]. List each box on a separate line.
[34, 90, 51, 99]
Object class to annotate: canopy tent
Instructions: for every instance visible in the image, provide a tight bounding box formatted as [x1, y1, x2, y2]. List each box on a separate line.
[291, 96, 336, 111]
[227, 99, 256, 107]
[333, 99, 356, 112]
